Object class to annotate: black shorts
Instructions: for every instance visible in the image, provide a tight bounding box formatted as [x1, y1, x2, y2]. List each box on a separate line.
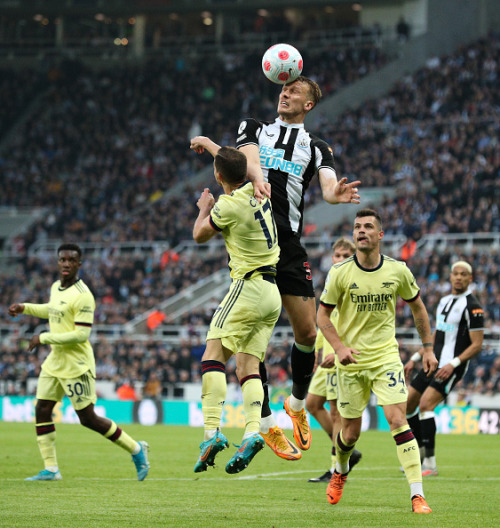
[276, 233, 315, 297]
[410, 361, 467, 397]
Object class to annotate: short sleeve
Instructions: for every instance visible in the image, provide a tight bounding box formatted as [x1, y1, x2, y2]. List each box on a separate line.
[320, 267, 339, 308]
[313, 137, 336, 172]
[468, 297, 485, 331]
[235, 118, 261, 148]
[209, 195, 234, 232]
[74, 291, 95, 327]
[398, 264, 420, 302]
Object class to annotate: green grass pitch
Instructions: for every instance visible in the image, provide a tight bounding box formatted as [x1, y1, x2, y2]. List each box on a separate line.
[0, 422, 498, 528]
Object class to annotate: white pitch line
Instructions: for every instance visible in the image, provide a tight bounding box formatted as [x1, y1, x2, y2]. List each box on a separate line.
[4, 477, 500, 482]
[78, 475, 500, 482]
[3, 467, 500, 482]
[235, 470, 317, 479]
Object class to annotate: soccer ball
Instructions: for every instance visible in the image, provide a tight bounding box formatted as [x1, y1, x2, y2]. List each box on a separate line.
[262, 43, 303, 85]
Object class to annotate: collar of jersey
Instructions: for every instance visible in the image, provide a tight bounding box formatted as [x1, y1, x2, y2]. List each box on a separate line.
[58, 278, 81, 291]
[231, 180, 252, 194]
[354, 254, 384, 272]
[451, 288, 472, 299]
[275, 117, 304, 129]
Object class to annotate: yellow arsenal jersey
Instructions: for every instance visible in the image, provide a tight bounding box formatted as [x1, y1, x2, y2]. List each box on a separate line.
[210, 181, 280, 279]
[320, 254, 420, 371]
[24, 279, 96, 378]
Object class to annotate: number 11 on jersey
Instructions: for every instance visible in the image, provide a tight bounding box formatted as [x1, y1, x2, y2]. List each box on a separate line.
[254, 201, 277, 249]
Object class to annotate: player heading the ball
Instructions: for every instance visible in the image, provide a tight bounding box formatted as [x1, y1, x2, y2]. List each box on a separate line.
[262, 43, 303, 84]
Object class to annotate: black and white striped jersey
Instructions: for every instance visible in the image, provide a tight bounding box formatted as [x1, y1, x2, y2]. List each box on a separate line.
[235, 117, 336, 237]
[433, 289, 484, 367]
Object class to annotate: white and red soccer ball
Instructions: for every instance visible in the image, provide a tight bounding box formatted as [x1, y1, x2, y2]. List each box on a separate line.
[262, 43, 303, 84]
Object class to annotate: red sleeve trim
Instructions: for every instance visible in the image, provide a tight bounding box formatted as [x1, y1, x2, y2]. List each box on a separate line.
[209, 216, 222, 232]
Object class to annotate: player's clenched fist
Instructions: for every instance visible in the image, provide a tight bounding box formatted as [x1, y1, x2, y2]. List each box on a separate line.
[8, 303, 24, 317]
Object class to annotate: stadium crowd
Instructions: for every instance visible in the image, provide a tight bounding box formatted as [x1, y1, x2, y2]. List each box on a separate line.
[0, 247, 227, 326]
[305, 33, 500, 236]
[0, 40, 389, 324]
[1, 237, 498, 330]
[1, 241, 498, 398]
[4, 33, 495, 255]
[0, 33, 499, 399]
[1, 333, 498, 401]
[0, 67, 50, 139]
[1, 42, 387, 239]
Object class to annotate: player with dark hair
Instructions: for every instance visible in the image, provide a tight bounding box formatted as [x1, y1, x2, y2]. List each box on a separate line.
[404, 261, 484, 476]
[306, 237, 362, 483]
[191, 143, 282, 474]
[191, 75, 360, 461]
[9, 244, 149, 481]
[317, 208, 437, 513]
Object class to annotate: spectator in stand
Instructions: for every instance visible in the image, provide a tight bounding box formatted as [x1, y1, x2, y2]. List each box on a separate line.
[116, 380, 137, 401]
[469, 365, 488, 393]
[401, 234, 418, 262]
[487, 292, 500, 322]
[486, 356, 500, 393]
[147, 310, 166, 333]
[143, 371, 162, 399]
[396, 17, 410, 42]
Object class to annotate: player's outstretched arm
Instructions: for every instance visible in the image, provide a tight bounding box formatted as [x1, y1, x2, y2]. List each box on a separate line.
[319, 168, 360, 205]
[193, 188, 217, 244]
[10, 302, 49, 319]
[238, 144, 271, 201]
[408, 297, 438, 376]
[190, 136, 221, 157]
[8, 303, 25, 317]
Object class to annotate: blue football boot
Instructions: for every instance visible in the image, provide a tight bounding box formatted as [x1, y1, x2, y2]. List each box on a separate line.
[225, 433, 264, 474]
[194, 430, 229, 473]
[132, 441, 150, 481]
[25, 469, 62, 481]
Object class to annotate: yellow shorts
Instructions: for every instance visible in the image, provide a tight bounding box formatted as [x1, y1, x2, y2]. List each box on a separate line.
[36, 369, 97, 411]
[337, 362, 408, 419]
[308, 365, 338, 401]
[207, 276, 282, 362]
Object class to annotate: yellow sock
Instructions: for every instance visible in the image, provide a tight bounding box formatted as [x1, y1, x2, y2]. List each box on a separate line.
[36, 422, 57, 469]
[104, 420, 139, 454]
[330, 449, 337, 472]
[335, 431, 355, 474]
[201, 370, 227, 432]
[241, 376, 263, 435]
[392, 425, 422, 484]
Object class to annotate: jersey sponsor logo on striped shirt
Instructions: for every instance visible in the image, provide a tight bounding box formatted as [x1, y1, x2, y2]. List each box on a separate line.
[436, 314, 456, 333]
[259, 145, 303, 176]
